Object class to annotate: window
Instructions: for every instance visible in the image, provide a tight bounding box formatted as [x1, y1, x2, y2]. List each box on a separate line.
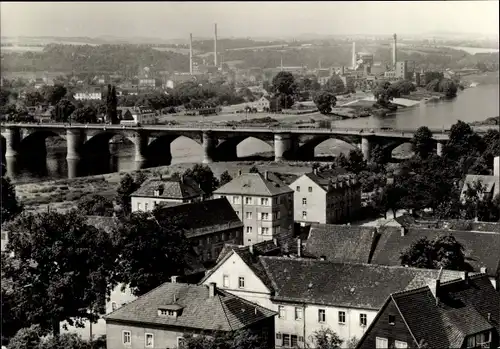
[299, 336, 304, 343]
[296, 186, 300, 192]
[177, 337, 185, 348]
[388, 314, 396, 325]
[277, 211, 281, 219]
[294, 307, 303, 320]
[278, 305, 286, 319]
[283, 334, 291, 347]
[308, 186, 312, 192]
[145, 333, 154, 348]
[260, 198, 269, 205]
[467, 332, 491, 348]
[394, 341, 408, 349]
[144, 203, 148, 211]
[111, 302, 117, 311]
[376, 337, 388, 349]
[261, 212, 269, 220]
[137, 203, 141, 211]
[338, 311, 346, 324]
[245, 197, 252, 204]
[291, 335, 298, 347]
[260, 227, 269, 235]
[245, 212, 252, 219]
[302, 211, 307, 219]
[232, 196, 240, 204]
[246, 226, 253, 233]
[223, 275, 229, 288]
[238, 277, 245, 288]
[302, 198, 307, 205]
[1, 232, 6, 240]
[318, 309, 326, 323]
[122, 331, 131, 345]
[360, 313, 367, 326]
[276, 333, 282, 340]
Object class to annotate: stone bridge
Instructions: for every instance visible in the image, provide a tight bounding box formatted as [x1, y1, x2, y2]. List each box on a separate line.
[1, 123, 484, 169]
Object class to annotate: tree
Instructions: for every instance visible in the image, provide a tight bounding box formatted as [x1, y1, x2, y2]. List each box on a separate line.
[400, 235, 467, 270]
[41, 85, 67, 106]
[77, 194, 114, 217]
[412, 126, 435, 159]
[271, 71, 296, 109]
[369, 144, 387, 166]
[182, 164, 219, 197]
[112, 211, 193, 296]
[219, 171, 233, 186]
[52, 98, 75, 122]
[38, 333, 92, 349]
[71, 105, 97, 124]
[7, 325, 43, 349]
[346, 149, 366, 174]
[180, 329, 268, 349]
[249, 165, 259, 173]
[2, 210, 117, 335]
[1, 284, 28, 345]
[309, 328, 343, 349]
[116, 173, 140, 216]
[24, 90, 45, 107]
[323, 75, 345, 94]
[1, 176, 23, 224]
[442, 120, 483, 166]
[106, 84, 118, 124]
[334, 153, 349, 169]
[313, 91, 337, 114]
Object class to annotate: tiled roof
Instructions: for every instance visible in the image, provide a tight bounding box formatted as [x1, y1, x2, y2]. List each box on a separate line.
[258, 257, 470, 310]
[371, 227, 500, 277]
[214, 172, 293, 196]
[305, 224, 378, 263]
[105, 282, 276, 331]
[389, 215, 500, 233]
[131, 177, 204, 199]
[391, 274, 499, 349]
[299, 172, 358, 192]
[461, 174, 500, 198]
[154, 198, 243, 238]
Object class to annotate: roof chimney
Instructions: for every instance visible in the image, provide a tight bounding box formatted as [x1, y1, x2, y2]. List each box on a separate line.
[214, 23, 218, 67]
[487, 312, 492, 322]
[273, 238, 278, 246]
[400, 227, 407, 236]
[209, 282, 216, 298]
[265, 171, 269, 181]
[171, 275, 178, 283]
[429, 279, 441, 305]
[297, 238, 302, 258]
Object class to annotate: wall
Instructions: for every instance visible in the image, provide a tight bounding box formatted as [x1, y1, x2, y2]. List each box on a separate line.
[290, 176, 327, 225]
[131, 196, 201, 213]
[357, 300, 414, 349]
[191, 226, 243, 263]
[106, 283, 137, 314]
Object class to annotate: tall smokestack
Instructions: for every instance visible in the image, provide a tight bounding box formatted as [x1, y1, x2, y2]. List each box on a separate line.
[189, 33, 193, 75]
[352, 41, 356, 69]
[214, 23, 218, 67]
[392, 33, 397, 68]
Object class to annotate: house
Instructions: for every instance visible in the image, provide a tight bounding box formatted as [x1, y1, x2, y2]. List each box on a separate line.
[356, 273, 499, 349]
[104, 280, 277, 349]
[213, 171, 294, 247]
[289, 170, 362, 225]
[200, 254, 471, 348]
[118, 106, 157, 125]
[250, 96, 271, 111]
[74, 87, 103, 101]
[461, 156, 500, 202]
[130, 176, 205, 212]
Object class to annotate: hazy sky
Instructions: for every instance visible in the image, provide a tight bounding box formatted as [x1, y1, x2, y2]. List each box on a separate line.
[1, 1, 499, 39]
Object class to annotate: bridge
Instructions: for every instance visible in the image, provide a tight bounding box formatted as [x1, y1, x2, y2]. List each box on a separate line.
[0, 123, 490, 172]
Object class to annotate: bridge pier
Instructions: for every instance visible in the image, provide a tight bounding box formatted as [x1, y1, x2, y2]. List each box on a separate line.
[131, 132, 149, 163]
[274, 133, 294, 161]
[436, 142, 444, 156]
[4, 128, 21, 158]
[202, 131, 217, 164]
[361, 136, 372, 162]
[66, 129, 85, 160]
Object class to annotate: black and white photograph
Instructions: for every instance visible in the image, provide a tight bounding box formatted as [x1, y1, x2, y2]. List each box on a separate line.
[1, 1, 499, 348]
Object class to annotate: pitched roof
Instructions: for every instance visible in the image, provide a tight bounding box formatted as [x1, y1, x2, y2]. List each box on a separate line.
[461, 174, 500, 198]
[305, 224, 378, 264]
[131, 177, 205, 199]
[258, 257, 471, 310]
[155, 198, 243, 239]
[105, 282, 276, 331]
[371, 227, 500, 277]
[295, 172, 359, 192]
[391, 274, 499, 349]
[388, 215, 500, 233]
[214, 172, 293, 196]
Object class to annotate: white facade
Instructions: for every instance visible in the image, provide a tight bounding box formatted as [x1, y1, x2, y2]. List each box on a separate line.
[74, 92, 102, 100]
[202, 252, 372, 348]
[131, 196, 200, 212]
[106, 283, 137, 314]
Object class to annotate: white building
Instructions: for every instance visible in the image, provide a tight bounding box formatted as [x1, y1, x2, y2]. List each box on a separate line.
[130, 176, 204, 212]
[118, 106, 157, 125]
[74, 91, 102, 101]
[200, 251, 469, 348]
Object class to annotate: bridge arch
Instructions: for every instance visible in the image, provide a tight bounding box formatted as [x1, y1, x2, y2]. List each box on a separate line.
[215, 135, 274, 161]
[146, 134, 203, 166]
[17, 130, 67, 156]
[296, 135, 360, 160]
[84, 131, 135, 156]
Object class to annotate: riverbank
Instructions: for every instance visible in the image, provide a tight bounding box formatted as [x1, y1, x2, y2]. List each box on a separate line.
[469, 116, 499, 126]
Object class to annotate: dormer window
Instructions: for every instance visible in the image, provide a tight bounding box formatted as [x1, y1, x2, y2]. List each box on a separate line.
[466, 331, 491, 348]
[158, 304, 184, 318]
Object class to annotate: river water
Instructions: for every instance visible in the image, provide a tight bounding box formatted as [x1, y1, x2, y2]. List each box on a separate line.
[4, 82, 499, 183]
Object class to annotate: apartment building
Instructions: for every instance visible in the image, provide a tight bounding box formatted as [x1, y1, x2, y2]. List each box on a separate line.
[289, 170, 361, 225]
[213, 171, 294, 246]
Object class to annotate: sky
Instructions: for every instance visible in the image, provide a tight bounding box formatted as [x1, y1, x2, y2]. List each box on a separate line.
[1, 1, 499, 40]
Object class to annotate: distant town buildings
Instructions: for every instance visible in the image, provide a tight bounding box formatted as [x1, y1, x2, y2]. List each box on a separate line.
[213, 171, 294, 247]
[73, 87, 103, 101]
[118, 106, 157, 125]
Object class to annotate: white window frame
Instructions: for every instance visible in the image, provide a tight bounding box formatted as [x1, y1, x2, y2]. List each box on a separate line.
[376, 337, 388, 349]
[245, 197, 252, 205]
[145, 333, 154, 348]
[294, 307, 303, 320]
[246, 226, 252, 233]
[223, 275, 229, 288]
[394, 341, 408, 349]
[122, 330, 131, 345]
[302, 198, 307, 205]
[238, 276, 245, 289]
[144, 203, 148, 211]
[177, 336, 185, 348]
[261, 212, 269, 220]
[137, 203, 141, 211]
[262, 227, 269, 235]
[302, 211, 307, 219]
[296, 186, 300, 192]
[278, 305, 286, 319]
[111, 302, 117, 311]
[339, 311, 346, 324]
[245, 212, 252, 219]
[282, 334, 291, 347]
[318, 309, 326, 323]
[360, 313, 367, 326]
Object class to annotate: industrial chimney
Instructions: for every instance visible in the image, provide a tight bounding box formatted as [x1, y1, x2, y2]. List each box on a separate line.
[214, 23, 218, 67]
[352, 41, 356, 69]
[392, 33, 397, 68]
[189, 33, 193, 75]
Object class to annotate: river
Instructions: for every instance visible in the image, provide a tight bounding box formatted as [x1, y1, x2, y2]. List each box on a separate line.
[4, 82, 499, 183]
